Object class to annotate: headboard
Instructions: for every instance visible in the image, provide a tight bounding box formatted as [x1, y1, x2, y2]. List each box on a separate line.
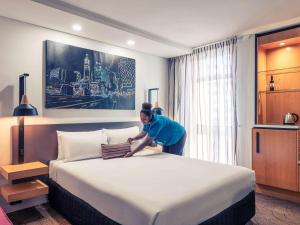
[12, 121, 142, 164]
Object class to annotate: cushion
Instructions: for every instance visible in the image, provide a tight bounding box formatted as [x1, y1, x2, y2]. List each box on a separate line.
[62, 132, 108, 162]
[103, 126, 140, 144]
[101, 142, 131, 160]
[0, 207, 12, 225]
[57, 130, 105, 160]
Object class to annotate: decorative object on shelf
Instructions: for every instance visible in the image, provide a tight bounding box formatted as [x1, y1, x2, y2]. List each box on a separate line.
[45, 40, 136, 110]
[13, 74, 38, 163]
[283, 112, 299, 125]
[269, 75, 275, 91]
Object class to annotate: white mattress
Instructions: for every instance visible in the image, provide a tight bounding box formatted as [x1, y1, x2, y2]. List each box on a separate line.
[50, 150, 255, 225]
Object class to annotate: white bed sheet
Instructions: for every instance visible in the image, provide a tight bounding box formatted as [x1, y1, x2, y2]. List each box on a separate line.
[50, 150, 255, 225]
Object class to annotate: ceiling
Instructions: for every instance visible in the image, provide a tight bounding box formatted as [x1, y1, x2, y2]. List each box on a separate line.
[1, 0, 300, 58]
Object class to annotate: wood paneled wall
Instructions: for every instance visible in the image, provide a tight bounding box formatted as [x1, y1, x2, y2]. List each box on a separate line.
[257, 44, 300, 124]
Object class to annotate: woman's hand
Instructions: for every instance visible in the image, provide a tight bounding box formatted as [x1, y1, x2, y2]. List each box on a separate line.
[127, 137, 134, 144]
[124, 151, 134, 158]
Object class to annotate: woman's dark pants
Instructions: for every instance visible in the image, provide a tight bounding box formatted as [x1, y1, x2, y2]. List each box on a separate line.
[162, 132, 186, 156]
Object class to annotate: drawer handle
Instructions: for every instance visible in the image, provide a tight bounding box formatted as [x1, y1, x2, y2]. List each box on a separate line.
[256, 132, 260, 153]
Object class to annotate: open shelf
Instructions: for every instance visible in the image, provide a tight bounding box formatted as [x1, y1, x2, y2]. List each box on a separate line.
[0, 162, 48, 181]
[0, 180, 48, 203]
[259, 88, 300, 94]
[258, 66, 300, 76]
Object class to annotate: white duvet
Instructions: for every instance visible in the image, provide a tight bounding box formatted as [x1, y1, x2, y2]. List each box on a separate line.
[50, 150, 255, 225]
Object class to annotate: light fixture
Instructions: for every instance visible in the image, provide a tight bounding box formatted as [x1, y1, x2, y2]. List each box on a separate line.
[127, 40, 135, 46]
[13, 74, 38, 163]
[148, 88, 163, 115]
[72, 24, 82, 31]
[279, 42, 286, 46]
[286, 47, 291, 51]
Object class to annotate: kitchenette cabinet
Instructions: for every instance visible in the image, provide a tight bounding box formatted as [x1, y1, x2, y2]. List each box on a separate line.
[252, 127, 298, 192]
[253, 25, 300, 202]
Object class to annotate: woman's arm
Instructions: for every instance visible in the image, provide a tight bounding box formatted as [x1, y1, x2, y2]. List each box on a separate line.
[127, 131, 147, 143]
[124, 136, 154, 157]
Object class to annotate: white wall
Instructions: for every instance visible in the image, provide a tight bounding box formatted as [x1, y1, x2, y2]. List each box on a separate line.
[0, 16, 168, 166]
[236, 35, 255, 168]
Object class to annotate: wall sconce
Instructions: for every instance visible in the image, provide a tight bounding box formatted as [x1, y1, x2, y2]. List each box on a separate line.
[148, 88, 163, 115]
[13, 74, 38, 163]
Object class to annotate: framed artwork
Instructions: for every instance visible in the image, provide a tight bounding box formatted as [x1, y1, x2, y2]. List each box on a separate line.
[45, 40, 135, 109]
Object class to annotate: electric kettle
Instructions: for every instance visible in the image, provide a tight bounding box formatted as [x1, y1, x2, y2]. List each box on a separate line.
[283, 113, 299, 125]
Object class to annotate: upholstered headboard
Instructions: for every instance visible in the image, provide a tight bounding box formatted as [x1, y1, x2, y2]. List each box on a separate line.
[11, 121, 142, 164]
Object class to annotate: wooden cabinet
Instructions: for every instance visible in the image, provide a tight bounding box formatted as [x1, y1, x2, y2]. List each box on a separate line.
[252, 128, 298, 191]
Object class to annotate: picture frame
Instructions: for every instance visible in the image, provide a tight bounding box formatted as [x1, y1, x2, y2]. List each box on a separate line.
[45, 40, 136, 110]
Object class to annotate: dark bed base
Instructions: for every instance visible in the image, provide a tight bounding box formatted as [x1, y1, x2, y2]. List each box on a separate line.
[48, 179, 255, 225]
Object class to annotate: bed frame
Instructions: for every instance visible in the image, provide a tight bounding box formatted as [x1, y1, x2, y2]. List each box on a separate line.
[12, 122, 255, 225]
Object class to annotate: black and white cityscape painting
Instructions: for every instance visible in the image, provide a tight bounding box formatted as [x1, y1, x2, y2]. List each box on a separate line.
[45, 40, 135, 109]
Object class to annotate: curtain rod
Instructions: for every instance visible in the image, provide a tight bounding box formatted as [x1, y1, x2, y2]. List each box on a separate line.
[192, 34, 252, 50]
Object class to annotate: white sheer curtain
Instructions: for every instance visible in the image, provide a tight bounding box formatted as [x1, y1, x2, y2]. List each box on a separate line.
[168, 38, 237, 165]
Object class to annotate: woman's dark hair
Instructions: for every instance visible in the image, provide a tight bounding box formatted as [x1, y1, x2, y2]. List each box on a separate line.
[140, 102, 152, 117]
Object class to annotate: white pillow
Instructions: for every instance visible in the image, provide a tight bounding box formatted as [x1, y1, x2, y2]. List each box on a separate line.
[57, 130, 106, 160]
[62, 132, 108, 162]
[131, 137, 146, 150]
[103, 126, 140, 145]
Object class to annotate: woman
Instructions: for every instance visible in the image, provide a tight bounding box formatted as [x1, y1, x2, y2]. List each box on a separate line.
[125, 103, 186, 157]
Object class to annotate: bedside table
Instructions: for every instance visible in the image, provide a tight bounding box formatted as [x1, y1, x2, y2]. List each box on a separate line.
[0, 162, 49, 204]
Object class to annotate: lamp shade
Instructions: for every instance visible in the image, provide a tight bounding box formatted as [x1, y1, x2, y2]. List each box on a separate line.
[152, 107, 163, 115]
[152, 101, 163, 115]
[13, 95, 38, 116]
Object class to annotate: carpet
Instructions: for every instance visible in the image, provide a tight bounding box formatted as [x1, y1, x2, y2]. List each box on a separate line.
[247, 193, 300, 225]
[7, 193, 300, 225]
[8, 204, 69, 225]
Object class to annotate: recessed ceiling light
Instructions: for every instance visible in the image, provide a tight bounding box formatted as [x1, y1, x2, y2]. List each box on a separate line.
[279, 42, 286, 46]
[127, 40, 135, 46]
[72, 24, 82, 31]
[286, 47, 291, 51]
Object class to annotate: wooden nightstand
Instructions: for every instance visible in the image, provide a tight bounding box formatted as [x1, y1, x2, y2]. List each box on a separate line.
[0, 162, 49, 203]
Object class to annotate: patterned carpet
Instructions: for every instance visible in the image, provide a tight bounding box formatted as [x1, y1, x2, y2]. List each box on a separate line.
[7, 193, 300, 225]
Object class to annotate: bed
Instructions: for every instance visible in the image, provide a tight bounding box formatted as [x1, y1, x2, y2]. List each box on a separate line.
[12, 122, 255, 225]
[49, 150, 255, 225]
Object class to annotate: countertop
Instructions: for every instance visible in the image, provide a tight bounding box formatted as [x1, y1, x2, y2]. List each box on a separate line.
[253, 124, 300, 130]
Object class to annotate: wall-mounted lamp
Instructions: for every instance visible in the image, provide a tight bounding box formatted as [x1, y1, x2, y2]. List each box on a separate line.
[148, 88, 163, 115]
[13, 74, 38, 163]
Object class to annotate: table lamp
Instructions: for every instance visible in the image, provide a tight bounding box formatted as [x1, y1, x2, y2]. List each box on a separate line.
[13, 74, 38, 163]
